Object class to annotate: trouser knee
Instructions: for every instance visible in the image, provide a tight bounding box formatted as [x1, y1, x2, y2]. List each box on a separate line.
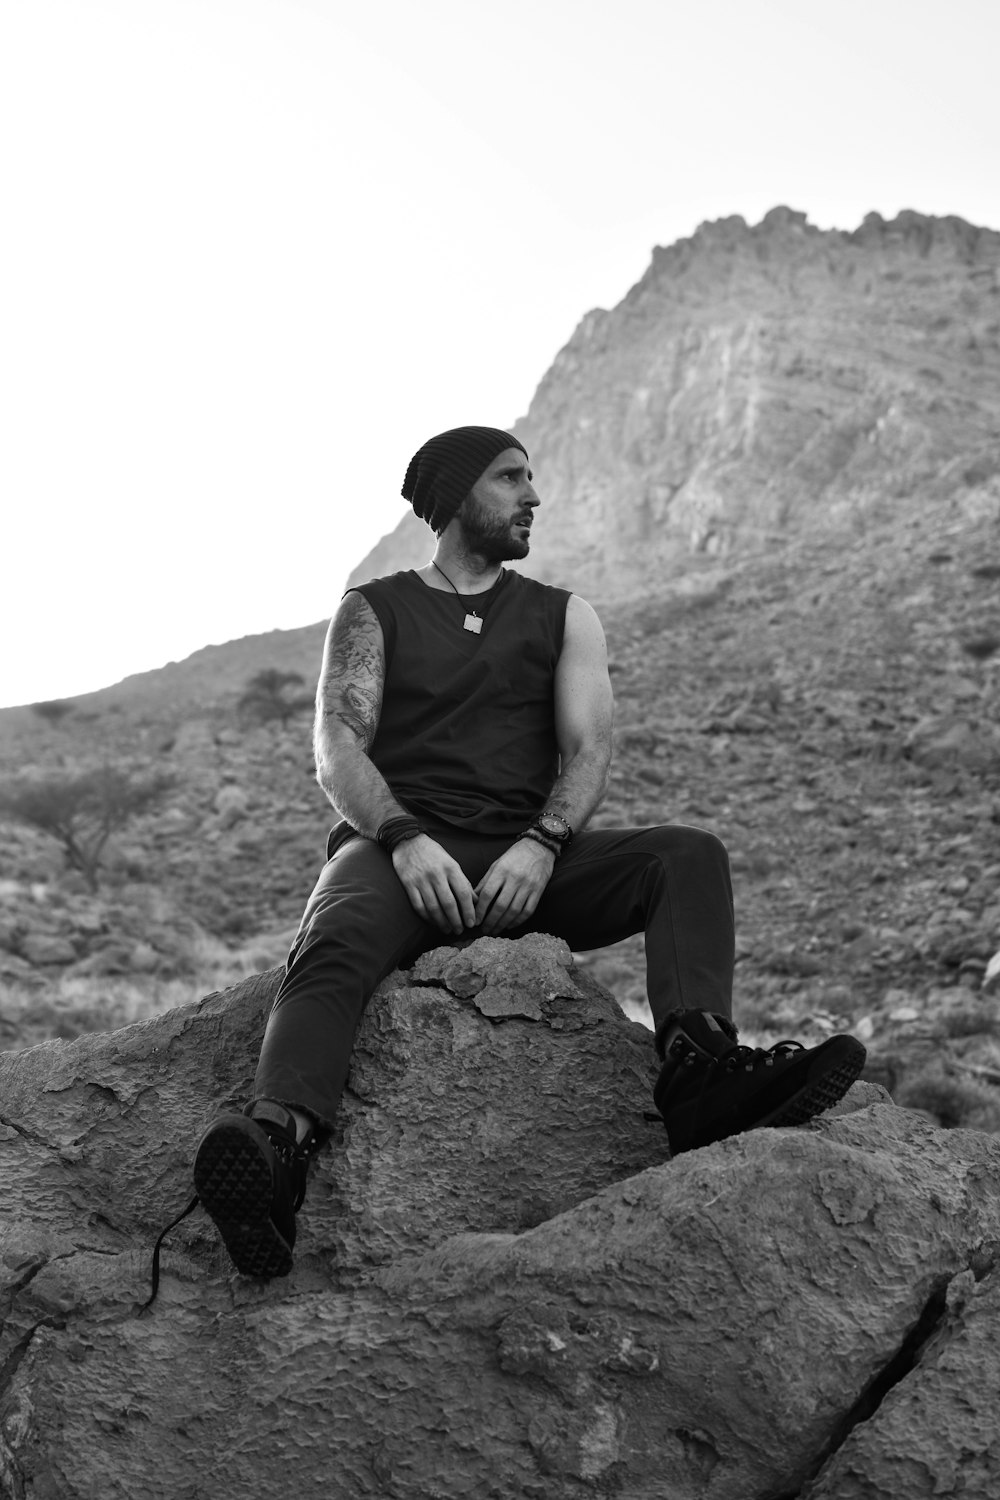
[646, 824, 731, 874]
[687, 825, 731, 872]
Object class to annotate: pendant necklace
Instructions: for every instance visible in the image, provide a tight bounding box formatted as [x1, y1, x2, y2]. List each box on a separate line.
[431, 560, 499, 635]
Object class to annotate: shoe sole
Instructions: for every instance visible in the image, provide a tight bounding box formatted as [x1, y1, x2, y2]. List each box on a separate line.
[754, 1043, 867, 1130]
[193, 1122, 294, 1279]
[662, 1037, 868, 1154]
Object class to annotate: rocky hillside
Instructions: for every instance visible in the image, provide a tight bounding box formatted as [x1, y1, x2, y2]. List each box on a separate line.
[1, 207, 999, 1129]
[349, 207, 1000, 598]
[1, 477, 998, 1121]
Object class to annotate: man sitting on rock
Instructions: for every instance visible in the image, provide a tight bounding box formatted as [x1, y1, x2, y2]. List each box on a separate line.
[192, 425, 866, 1280]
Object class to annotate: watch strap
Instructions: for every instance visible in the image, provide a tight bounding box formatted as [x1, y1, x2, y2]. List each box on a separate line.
[517, 826, 563, 857]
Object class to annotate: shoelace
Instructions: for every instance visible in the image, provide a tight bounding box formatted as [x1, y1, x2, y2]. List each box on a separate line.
[140, 1194, 202, 1314]
[719, 1039, 805, 1073]
[270, 1136, 311, 1214]
[644, 1038, 807, 1123]
[139, 1131, 315, 1313]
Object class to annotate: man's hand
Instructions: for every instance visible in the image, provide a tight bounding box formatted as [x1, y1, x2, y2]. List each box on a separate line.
[392, 834, 477, 936]
[474, 838, 556, 935]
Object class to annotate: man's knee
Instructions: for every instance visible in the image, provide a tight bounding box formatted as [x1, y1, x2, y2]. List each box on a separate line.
[647, 823, 731, 871]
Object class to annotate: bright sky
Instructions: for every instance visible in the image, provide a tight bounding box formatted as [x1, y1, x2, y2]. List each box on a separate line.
[2, 0, 997, 709]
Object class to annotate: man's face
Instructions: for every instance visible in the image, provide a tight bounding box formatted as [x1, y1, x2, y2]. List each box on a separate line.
[456, 447, 539, 561]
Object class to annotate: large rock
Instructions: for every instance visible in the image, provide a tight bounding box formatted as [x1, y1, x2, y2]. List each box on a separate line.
[1, 934, 998, 1499]
[16, 932, 77, 967]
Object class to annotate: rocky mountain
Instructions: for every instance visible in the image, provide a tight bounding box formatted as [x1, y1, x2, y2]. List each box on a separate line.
[0, 206, 998, 1135]
[348, 207, 1000, 598]
[2, 207, 1000, 1495]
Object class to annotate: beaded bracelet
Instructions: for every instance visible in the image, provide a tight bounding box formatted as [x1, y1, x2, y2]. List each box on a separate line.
[517, 827, 562, 857]
[376, 815, 422, 852]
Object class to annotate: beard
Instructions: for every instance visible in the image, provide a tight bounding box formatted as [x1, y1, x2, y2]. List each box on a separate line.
[455, 493, 530, 562]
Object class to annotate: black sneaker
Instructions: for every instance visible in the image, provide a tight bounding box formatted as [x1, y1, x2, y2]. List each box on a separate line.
[653, 1010, 867, 1156]
[192, 1100, 314, 1278]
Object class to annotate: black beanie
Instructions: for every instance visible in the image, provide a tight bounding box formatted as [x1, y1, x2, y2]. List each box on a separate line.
[402, 426, 528, 534]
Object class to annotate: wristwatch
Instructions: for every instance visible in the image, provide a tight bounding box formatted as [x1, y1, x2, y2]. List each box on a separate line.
[516, 812, 574, 859]
[536, 812, 573, 846]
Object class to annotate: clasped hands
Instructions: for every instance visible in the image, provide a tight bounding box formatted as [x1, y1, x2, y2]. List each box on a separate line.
[391, 832, 555, 937]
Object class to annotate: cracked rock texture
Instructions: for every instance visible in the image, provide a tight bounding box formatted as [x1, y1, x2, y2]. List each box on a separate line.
[1, 933, 999, 1499]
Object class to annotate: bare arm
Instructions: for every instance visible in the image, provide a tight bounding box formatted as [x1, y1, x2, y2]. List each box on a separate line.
[314, 591, 476, 934]
[313, 591, 402, 836]
[474, 594, 614, 932]
[546, 593, 615, 830]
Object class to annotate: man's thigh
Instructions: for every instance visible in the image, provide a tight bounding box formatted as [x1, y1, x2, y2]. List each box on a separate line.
[523, 824, 723, 951]
[290, 832, 431, 964]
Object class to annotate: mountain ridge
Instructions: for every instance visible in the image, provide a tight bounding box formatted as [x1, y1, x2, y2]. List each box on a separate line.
[348, 205, 1000, 597]
[0, 207, 997, 1135]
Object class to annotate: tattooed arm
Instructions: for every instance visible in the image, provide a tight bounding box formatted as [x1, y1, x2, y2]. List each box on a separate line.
[313, 591, 477, 933]
[313, 591, 404, 836]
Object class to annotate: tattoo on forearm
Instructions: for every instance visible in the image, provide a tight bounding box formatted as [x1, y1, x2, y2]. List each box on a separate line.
[315, 593, 385, 753]
[336, 685, 379, 748]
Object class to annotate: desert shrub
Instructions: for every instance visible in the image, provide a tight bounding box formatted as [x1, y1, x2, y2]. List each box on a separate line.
[963, 456, 1000, 487]
[897, 1068, 1000, 1133]
[0, 765, 175, 891]
[941, 1003, 1000, 1039]
[30, 699, 76, 726]
[960, 636, 1000, 662]
[237, 669, 313, 728]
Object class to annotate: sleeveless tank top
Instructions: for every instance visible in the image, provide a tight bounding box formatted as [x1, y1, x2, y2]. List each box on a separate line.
[349, 569, 571, 835]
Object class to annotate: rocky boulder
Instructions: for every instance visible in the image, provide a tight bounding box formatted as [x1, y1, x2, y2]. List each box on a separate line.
[1, 934, 998, 1498]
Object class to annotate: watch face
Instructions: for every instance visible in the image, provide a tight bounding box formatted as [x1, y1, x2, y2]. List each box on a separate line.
[539, 814, 568, 838]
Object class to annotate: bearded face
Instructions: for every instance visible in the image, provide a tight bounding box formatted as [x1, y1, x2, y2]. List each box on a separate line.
[455, 488, 532, 562]
[451, 448, 537, 561]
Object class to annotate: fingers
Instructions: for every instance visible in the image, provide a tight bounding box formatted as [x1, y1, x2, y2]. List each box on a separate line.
[416, 869, 476, 935]
[473, 873, 501, 928]
[444, 868, 478, 933]
[393, 837, 476, 935]
[482, 885, 534, 935]
[481, 895, 522, 936]
[393, 837, 552, 939]
[470, 846, 554, 924]
[474, 859, 547, 935]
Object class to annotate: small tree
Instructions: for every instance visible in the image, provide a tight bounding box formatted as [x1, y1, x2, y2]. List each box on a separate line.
[0, 765, 175, 891]
[237, 669, 313, 728]
[962, 636, 1000, 662]
[31, 700, 76, 726]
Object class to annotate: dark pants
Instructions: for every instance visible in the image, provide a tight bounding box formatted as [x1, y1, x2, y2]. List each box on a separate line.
[254, 823, 735, 1131]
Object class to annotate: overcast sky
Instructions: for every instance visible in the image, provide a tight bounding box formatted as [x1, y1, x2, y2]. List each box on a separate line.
[2, 0, 997, 708]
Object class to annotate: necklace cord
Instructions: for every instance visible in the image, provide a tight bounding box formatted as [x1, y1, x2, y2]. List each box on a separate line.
[431, 559, 464, 599]
[431, 560, 503, 613]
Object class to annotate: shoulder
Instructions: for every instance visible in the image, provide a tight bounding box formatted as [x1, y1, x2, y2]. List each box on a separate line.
[355, 569, 417, 592]
[334, 589, 380, 630]
[504, 572, 573, 629]
[507, 572, 570, 603]
[562, 593, 607, 647]
[324, 589, 385, 661]
[340, 569, 420, 632]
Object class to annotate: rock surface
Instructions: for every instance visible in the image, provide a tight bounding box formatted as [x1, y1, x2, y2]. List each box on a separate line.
[2, 935, 999, 1499]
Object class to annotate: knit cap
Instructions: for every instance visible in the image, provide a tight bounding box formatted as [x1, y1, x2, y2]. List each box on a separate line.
[402, 426, 528, 534]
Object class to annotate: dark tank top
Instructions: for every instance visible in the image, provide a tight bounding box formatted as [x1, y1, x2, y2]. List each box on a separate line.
[349, 568, 571, 835]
